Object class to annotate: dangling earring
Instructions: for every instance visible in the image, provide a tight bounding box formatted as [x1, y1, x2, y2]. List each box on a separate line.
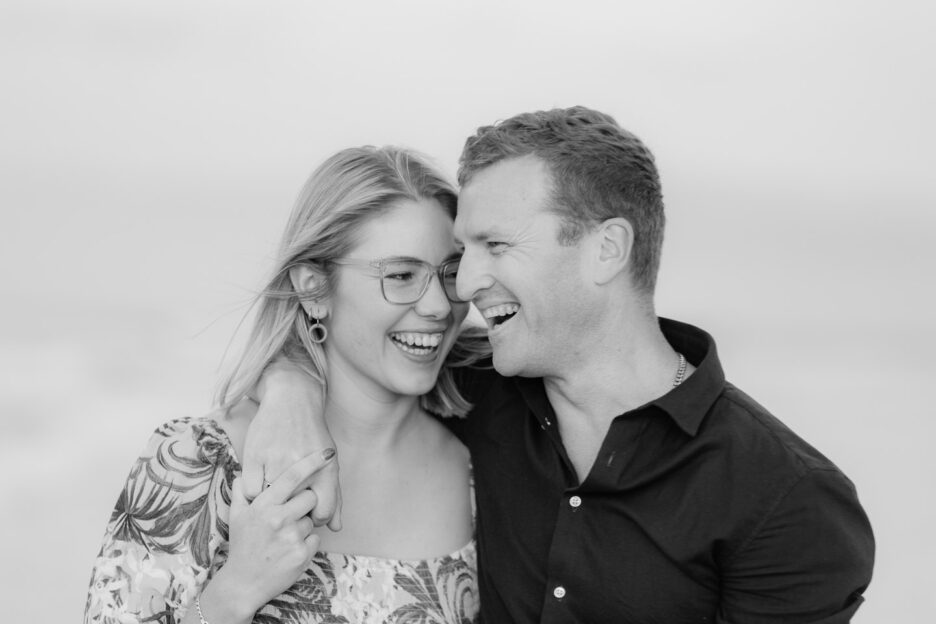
[307, 311, 327, 344]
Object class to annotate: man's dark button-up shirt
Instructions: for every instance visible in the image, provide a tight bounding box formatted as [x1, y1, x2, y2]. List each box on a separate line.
[450, 318, 874, 623]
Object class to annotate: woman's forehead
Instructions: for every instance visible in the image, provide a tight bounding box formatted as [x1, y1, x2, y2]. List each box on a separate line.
[350, 198, 458, 259]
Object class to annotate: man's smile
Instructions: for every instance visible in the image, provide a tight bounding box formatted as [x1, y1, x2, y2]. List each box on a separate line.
[481, 303, 520, 329]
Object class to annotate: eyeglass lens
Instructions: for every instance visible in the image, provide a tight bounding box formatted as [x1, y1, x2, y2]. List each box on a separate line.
[380, 260, 461, 304]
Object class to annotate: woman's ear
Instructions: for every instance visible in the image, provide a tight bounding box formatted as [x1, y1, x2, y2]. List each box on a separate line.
[592, 217, 633, 285]
[288, 263, 329, 318]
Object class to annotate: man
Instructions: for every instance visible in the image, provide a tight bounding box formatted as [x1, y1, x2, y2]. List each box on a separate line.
[247, 106, 874, 622]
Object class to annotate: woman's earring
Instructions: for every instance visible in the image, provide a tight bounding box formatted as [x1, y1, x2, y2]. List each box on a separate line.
[307, 312, 327, 344]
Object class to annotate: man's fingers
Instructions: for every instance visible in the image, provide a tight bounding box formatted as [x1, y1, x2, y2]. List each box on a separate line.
[240, 454, 265, 500]
[311, 480, 341, 528]
[326, 492, 342, 532]
[296, 516, 315, 538]
[230, 477, 248, 511]
[242, 471, 264, 501]
[281, 489, 318, 519]
[261, 448, 336, 504]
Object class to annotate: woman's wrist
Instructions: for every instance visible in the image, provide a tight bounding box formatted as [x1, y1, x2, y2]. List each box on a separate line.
[194, 594, 211, 624]
[195, 570, 261, 624]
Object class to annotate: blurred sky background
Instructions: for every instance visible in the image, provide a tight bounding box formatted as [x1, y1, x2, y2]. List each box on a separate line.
[1, 0, 933, 620]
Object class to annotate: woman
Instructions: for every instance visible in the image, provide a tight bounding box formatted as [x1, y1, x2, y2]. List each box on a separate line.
[84, 147, 488, 624]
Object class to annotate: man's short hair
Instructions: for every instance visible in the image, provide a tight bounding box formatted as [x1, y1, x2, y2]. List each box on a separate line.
[458, 106, 665, 294]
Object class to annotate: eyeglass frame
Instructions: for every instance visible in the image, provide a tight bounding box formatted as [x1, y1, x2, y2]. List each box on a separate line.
[327, 256, 465, 305]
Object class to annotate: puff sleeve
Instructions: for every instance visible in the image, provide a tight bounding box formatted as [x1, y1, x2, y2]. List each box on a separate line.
[83, 417, 238, 624]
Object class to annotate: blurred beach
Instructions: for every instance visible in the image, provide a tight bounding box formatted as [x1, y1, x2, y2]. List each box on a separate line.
[2, 1, 933, 621]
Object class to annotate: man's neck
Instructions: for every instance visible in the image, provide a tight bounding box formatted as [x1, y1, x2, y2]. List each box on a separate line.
[543, 314, 680, 481]
[547, 314, 677, 412]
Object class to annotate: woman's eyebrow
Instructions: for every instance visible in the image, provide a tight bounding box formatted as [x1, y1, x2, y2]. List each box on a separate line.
[371, 254, 420, 262]
[379, 255, 459, 264]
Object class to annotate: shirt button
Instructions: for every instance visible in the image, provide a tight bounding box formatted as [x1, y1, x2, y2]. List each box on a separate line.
[569, 495, 582, 508]
[553, 586, 566, 599]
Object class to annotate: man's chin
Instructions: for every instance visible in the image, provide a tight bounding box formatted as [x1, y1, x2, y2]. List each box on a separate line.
[491, 350, 525, 378]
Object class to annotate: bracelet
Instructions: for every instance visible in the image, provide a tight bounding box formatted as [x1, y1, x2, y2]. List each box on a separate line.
[194, 594, 211, 624]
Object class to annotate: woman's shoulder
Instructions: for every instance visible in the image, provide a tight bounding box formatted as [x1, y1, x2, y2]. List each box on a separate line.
[97, 414, 238, 579]
[140, 414, 240, 471]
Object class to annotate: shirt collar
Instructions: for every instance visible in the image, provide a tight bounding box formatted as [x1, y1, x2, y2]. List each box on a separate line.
[652, 317, 725, 436]
[512, 318, 726, 437]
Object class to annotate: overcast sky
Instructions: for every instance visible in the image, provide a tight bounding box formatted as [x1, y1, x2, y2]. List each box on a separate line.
[1, 1, 933, 621]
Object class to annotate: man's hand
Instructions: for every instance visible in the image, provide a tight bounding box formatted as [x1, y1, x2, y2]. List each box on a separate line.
[243, 360, 342, 530]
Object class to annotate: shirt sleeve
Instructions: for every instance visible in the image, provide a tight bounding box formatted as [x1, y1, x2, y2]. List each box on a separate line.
[83, 417, 237, 624]
[717, 467, 875, 623]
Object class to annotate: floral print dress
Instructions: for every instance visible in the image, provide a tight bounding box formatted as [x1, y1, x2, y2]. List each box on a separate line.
[84, 417, 479, 624]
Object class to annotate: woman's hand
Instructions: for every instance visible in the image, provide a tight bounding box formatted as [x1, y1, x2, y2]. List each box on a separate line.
[206, 453, 329, 620]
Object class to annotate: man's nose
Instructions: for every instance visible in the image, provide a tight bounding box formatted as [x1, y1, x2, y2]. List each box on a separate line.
[455, 248, 492, 302]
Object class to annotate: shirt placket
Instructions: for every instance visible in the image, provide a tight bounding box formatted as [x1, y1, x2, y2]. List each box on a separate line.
[537, 417, 642, 623]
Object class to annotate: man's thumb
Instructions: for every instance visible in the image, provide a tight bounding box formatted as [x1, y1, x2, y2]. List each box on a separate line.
[230, 476, 249, 511]
[240, 455, 264, 501]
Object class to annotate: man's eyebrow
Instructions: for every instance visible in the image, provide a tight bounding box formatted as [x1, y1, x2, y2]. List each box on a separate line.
[463, 228, 502, 243]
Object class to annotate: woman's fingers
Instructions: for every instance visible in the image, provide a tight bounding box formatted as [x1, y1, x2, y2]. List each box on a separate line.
[281, 488, 318, 520]
[258, 448, 336, 505]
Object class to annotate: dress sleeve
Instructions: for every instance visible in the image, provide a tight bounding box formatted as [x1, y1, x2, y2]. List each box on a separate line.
[716, 467, 875, 623]
[83, 417, 238, 624]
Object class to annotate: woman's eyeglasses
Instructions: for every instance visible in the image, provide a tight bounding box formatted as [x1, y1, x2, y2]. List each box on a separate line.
[329, 257, 464, 305]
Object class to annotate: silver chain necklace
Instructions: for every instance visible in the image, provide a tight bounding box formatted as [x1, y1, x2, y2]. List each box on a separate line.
[672, 352, 688, 387]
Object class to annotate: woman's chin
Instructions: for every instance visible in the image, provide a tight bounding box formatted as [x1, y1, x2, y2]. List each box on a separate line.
[393, 372, 441, 399]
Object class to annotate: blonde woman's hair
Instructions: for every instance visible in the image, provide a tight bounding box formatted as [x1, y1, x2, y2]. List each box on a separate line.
[217, 146, 490, 417]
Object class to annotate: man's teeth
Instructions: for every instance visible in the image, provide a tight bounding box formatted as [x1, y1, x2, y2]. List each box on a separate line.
[482, 304, 520, 323]
[390, 332, 443, 349]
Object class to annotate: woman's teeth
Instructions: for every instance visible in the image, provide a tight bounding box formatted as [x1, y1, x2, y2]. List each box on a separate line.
[389, 332, 443, 353]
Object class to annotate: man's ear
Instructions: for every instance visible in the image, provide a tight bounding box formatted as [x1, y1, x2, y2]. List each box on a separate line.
[592, 218, 633, 285]
[289, 263, 329, 318]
